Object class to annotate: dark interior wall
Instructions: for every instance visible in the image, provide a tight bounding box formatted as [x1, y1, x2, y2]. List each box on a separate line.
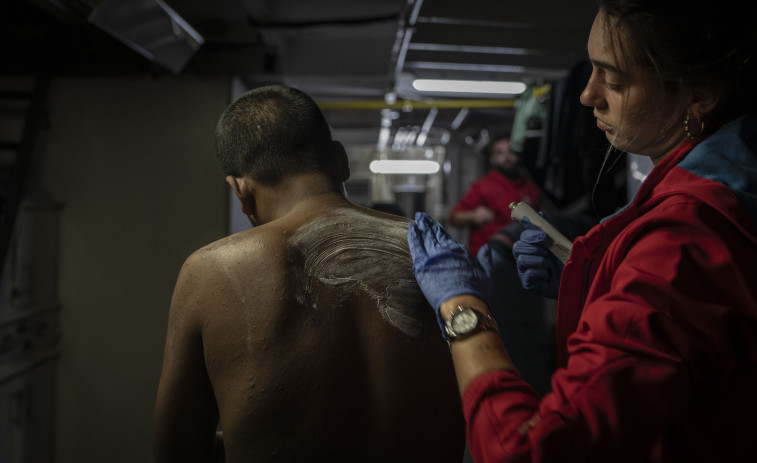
[34, 75, 230, 462]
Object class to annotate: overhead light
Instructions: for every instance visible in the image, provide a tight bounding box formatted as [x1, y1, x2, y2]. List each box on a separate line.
[369, 160, 440, 175]
[412, 79, 527, 95]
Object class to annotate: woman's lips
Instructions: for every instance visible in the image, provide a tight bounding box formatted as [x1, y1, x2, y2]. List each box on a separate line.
[596, 118, 611, 131]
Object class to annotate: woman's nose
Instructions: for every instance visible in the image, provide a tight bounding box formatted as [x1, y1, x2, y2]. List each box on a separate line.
[580, 74, 605, 109]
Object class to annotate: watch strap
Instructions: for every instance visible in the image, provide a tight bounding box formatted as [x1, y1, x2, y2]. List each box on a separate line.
[444, 306, 499, 342]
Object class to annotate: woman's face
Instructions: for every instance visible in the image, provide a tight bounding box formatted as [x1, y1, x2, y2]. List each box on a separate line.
[580, 11, 689, 164]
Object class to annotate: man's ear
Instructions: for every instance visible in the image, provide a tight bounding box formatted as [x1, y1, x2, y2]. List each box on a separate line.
[226, 175, 257, 217]
[332, 140, 351, 182]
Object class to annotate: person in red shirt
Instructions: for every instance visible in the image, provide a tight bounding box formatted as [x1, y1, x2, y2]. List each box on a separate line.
[408, 0, 757, 461]
[449, 137, 539, 256]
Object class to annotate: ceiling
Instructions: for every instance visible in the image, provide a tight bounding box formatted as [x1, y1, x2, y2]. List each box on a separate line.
[3, 0, 598, 147]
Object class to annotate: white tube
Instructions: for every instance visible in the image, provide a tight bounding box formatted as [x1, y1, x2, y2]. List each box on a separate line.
[509, 202, 573, 264]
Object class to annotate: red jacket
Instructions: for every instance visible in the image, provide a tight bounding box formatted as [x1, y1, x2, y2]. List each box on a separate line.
[463, 114, 757, 462]
[450, 171, 539, 256]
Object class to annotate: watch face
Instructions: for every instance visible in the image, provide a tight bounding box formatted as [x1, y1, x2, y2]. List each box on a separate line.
[451, 309, 478, 333]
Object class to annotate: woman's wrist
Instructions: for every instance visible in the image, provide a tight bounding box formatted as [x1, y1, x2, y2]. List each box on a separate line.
[439, 294, 490, 320]
[441, 296, 516, 394]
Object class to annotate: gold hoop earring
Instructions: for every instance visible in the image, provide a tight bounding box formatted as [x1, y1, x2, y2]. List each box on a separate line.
[684, 113, 704, 140]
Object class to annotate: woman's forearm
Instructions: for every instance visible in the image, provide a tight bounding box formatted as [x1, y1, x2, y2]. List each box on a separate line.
[440, 295, 519, 395]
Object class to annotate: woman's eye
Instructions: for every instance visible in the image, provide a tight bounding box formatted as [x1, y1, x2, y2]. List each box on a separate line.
[602, 79, 621, 91]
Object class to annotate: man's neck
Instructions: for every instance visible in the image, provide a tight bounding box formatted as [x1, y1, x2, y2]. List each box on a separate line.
[493, 166, 523, 180]
[257, 173, 349, 224]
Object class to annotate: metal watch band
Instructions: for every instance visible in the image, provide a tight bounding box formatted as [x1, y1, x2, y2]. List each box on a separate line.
[444, 306, 500, 342]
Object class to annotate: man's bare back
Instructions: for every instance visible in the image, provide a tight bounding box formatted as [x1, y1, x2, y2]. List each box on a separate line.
[155, 84, 465, 462]
[157, 202, 464, 462]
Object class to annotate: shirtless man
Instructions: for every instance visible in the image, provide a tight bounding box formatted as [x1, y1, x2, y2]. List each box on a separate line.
[153, 85, 465, 462]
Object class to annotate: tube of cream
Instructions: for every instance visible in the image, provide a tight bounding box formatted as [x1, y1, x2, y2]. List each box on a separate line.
[509, 202, 573, 264]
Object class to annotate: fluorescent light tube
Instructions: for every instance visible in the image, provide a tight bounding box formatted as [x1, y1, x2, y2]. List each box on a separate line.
[412, 79, 526, 95]
[369, 160, 440, 174]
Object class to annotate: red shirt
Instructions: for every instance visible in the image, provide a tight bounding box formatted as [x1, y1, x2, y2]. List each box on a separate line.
[450, 171, 539, 255]
[463, 115, 757, 462]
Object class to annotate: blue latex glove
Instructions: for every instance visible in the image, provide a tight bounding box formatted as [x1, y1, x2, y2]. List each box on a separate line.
[512, 229, 563, 299]
[408, 212, 493, 337]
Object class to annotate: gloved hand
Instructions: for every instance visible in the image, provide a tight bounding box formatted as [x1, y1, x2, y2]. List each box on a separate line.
[408, 212, 492, 337]
[512, 229, 563, 299]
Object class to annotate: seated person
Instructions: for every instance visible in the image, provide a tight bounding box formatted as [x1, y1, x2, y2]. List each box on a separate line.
[449, 137, 540, 256]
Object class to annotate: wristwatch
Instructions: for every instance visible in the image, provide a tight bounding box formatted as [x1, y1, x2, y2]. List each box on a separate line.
[444, 306, 499, 342]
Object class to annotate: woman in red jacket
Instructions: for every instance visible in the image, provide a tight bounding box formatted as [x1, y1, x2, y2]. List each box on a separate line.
[409, 1, 757, 461]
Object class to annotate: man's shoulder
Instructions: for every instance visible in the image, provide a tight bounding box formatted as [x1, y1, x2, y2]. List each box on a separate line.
[185, 206, 411, 272]
[289, 207, 410, 248]
[184, 226, 283, 272]
[329, 205, 411, 226]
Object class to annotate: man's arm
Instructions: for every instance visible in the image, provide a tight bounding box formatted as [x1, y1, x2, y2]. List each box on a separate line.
[449, 180, 495, 228]
[450, 206, 495, 228]
[154, 255, 220, 462]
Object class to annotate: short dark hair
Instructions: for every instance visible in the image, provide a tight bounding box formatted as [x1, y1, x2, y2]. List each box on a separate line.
[214, 85, 335, 184]
[598, 0, 757, 131]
